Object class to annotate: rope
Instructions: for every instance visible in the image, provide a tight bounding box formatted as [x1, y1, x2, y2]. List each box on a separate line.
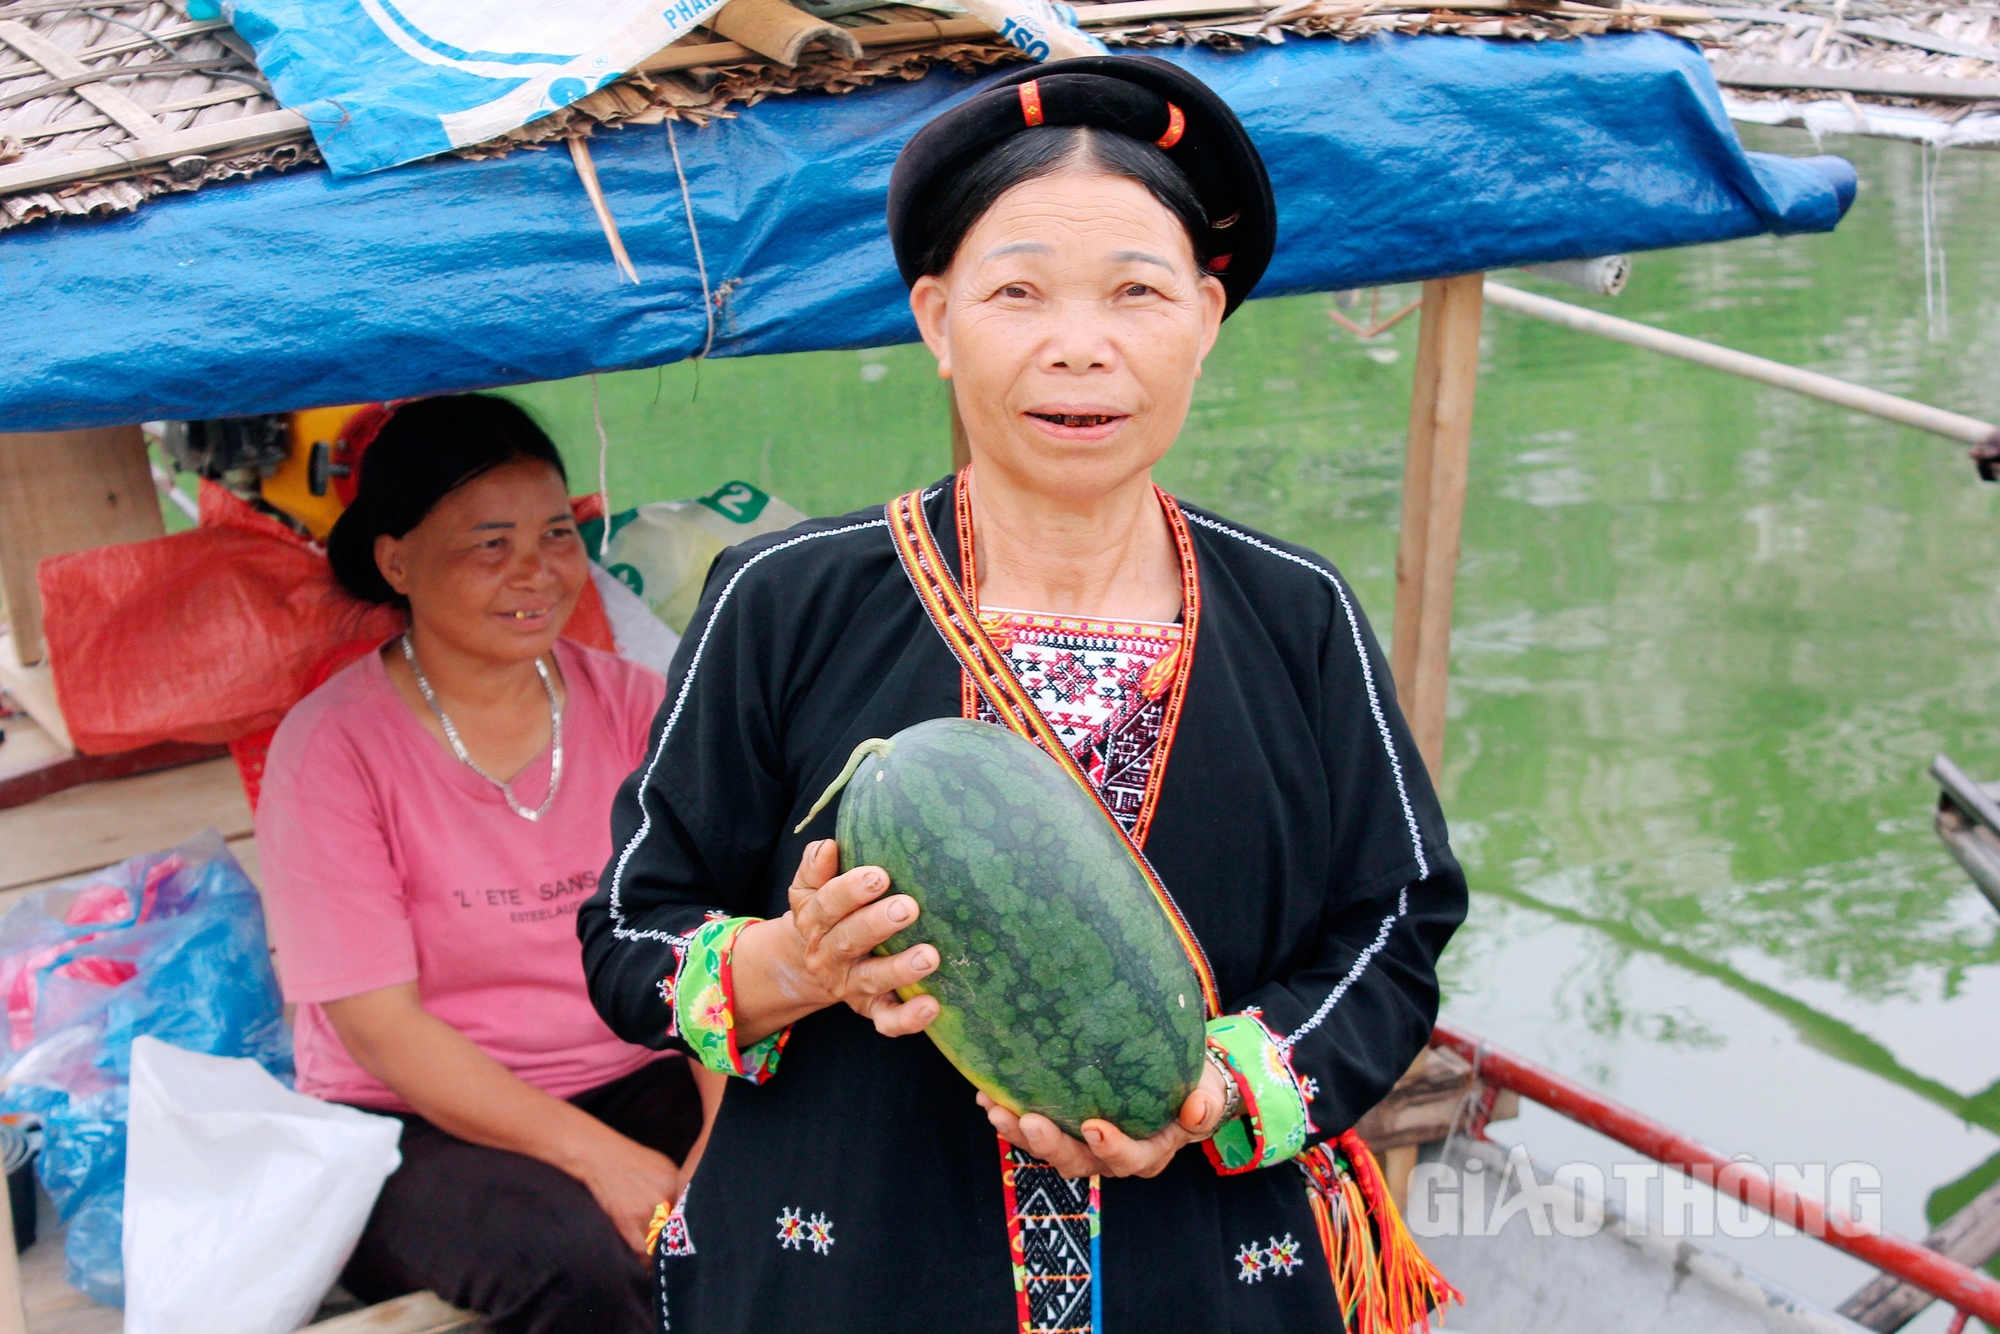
[591, 372, 612, 559]
[667, 118, 717, 360]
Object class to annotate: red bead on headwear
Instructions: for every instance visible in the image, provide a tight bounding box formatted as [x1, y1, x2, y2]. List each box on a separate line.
[1017, 80, 1044, 127]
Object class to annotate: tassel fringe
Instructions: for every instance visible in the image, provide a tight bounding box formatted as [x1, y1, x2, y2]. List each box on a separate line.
[1302, 1130, 1462, 1334]
[645, 1200, 673, 1255]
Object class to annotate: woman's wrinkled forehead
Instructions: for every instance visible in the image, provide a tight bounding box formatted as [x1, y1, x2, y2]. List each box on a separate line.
[951, 170, 1199, 277]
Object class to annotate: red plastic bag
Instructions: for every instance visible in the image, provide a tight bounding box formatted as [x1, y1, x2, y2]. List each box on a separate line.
[40, 484, 613, 758]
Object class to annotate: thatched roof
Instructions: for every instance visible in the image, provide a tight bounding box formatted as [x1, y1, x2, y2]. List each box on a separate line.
[1705, 0, 2000, 146]
[0, 0, 1988, 233]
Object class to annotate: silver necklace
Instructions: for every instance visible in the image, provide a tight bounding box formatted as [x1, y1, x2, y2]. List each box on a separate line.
[401, 632, 563, 822]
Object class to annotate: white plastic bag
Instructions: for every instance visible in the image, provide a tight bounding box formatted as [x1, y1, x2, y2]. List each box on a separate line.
[122, 1036, 404, 1334]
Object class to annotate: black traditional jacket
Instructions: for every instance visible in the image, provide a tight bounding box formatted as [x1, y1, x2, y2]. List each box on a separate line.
[578, 480, 1466, 1334]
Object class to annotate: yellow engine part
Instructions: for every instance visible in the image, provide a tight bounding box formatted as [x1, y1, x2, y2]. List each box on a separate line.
[263, 405, 365, 540]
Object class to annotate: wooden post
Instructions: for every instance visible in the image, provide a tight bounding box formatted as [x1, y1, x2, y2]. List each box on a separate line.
[1389, 274, 1485, 783]
[0, 1174, 24, 1334]
[0, 426, 164, 666]
[949, 392, 971, 473]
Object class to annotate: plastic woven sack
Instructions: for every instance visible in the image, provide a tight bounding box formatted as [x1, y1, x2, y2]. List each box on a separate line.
[39, 484, 617, 758]
[38, 485, 401, 755]
[0, 832, 290, 1305]
[583, 481, 806, 635]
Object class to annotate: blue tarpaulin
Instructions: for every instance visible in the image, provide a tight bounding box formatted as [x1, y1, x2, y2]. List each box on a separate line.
[0, 33, 1853, 433]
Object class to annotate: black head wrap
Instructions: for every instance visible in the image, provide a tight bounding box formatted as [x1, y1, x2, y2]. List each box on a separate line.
[887, 55, 1276, 316]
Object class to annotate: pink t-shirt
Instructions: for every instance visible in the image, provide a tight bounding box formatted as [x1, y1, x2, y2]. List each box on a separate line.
[256, 638, 667, 1110]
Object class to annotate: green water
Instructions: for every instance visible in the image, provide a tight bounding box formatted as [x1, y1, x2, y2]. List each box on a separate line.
[504, 125, 2000, 1318]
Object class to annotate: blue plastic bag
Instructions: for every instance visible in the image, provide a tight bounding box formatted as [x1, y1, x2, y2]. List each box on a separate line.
[0, 830, 291, 1305]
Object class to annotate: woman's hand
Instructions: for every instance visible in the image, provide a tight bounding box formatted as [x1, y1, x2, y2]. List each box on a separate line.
[325, 983, 691, 1253]
[562, 1127, 684, 1254]
[978, 1058, 1233, 1180]
[730, 840, 942, 1044]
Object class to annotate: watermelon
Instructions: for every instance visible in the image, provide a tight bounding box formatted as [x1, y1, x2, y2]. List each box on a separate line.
[798, 717, 1205, 1138]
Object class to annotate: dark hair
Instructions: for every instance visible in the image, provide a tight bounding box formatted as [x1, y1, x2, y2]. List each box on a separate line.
[326, 393, 568, 609]
[911, 125, 1211, 279]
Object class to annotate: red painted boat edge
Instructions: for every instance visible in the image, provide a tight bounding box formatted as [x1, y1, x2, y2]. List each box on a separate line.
[1430, 1020, 2000, 1325]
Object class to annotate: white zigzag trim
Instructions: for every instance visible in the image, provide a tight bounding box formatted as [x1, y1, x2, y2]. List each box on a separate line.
[605, 516, 892, 944]
[1179, 511, 1428, 1051]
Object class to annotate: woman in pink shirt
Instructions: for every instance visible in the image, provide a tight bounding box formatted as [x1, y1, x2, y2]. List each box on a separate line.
[256, 395, 717, 1332]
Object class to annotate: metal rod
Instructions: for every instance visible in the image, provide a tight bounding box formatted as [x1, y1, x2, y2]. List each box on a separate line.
[1483, 280, 2000, 449]
[1430, 1022, 2000, 1326]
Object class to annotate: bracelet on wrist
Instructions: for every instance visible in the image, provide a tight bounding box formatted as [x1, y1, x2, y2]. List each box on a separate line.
[1203, 1046, 1242, 1132]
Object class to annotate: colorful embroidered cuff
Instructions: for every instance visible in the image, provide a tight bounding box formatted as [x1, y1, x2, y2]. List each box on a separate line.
[673, 916, 789, 1083]
[1201, 1013, 1312, 1174]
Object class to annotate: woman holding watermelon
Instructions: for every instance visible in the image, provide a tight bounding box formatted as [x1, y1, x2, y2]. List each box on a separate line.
[579, 55, 1467, 1334]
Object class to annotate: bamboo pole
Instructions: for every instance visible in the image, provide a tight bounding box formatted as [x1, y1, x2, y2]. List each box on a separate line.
[635, 0, 1711, 73]
[1390, 273, 1485, 784]
[1484, 280, 2000, 448]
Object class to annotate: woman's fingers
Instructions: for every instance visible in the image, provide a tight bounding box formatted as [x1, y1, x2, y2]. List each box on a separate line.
[981, 1101, 1173, 1179]
[1177, 1063, 1230, 1139]
[843, 944, 937, 999]
[981, 1095, 1034, 1153]
[792, 860, 894, 947]
[1081, 1118, 1185, 1179]
[1018, 1114, 1105, 1180]
[860, 988, 939, 1037]
[818, 889, 921, 964]
[785, 839, 842, 912]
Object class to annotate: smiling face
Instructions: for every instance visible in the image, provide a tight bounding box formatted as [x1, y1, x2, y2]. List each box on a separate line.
[911, 165, 1226, 505]
[374, 458, 584, 665]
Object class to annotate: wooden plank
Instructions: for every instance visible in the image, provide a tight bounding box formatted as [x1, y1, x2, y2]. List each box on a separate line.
[0, 427, 163, 666]
[0, 712, 68, 787]
[0, 633, 71, 752]
[1693, 8, 2000, 62]
[1389, 274, 1484, 783]
[1839, 1176, 2000, 1330]
[20, 1210, 130, 1332]
[0, 107, 308, 197]
[0, 1166, 24, 1334]
[1079, 0, 1267, 22]
[0, 741, 229, 812]
[638, 16, 991, 70]
[0, 21, 166, 140]
[301, 1292, 484, 1333]
[0, 756, 250, 893]
[1352, 1045, 1521, 1152]
[1710, 60, 2000, 101]
[1355, 1048, 1470, 1149]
